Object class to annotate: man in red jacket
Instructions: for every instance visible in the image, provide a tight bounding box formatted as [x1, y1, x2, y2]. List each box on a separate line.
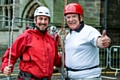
[1, 6, 61, 80]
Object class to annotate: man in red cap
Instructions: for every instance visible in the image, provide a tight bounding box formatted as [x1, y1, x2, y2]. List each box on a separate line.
[64, 3, 111, 80]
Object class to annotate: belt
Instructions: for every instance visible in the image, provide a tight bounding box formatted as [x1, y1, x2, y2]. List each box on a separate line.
[69, 77, 101, 80]
[66, 65, 99, 71]
[18, 71, 48, 80]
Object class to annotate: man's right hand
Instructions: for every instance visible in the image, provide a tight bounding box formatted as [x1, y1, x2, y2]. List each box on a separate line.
[3, 65, 13, 76]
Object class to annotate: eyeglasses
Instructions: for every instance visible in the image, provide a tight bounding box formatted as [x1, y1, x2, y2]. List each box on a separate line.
[65, 14, 78, 20]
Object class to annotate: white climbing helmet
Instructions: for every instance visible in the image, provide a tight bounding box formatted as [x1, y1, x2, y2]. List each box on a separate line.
[34, 6, 50, 17]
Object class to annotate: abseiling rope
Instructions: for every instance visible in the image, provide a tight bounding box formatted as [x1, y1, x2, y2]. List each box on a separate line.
[61, 0, 67, 80]
[8, 0, 15, 68]
[7, 0, 15, 79]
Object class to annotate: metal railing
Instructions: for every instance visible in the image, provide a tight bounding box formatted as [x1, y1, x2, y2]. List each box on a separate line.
[100, 46, 120, 80]
[0, 15, 11, 47]
[109, 46, 120, 76]
[99, 48, 109, 69]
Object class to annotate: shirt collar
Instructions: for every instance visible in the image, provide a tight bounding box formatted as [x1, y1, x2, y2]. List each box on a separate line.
[70, 21, 84, 33]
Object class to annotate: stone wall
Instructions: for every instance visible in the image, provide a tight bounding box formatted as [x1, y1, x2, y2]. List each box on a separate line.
[78, 0, 101, 27]
[0, 28, 20, 46]
[108, 0, 120, 27]
[0, 0, 120, 46]
[107, 28, 120, 45]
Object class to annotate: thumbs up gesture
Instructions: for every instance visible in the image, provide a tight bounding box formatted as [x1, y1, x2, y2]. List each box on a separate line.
[101, 30, 106, 38]
[97, 30, 111, 48]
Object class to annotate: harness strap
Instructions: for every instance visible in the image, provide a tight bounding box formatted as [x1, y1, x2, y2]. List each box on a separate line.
[66, 65, 99, 71]
[18, 71, 48, 80]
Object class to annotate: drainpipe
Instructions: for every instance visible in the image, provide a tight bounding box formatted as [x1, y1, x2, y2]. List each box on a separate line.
[104, 0, 108, 33]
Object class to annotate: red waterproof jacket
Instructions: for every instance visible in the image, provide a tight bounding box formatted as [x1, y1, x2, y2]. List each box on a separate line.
[1, 29, 61, 78]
